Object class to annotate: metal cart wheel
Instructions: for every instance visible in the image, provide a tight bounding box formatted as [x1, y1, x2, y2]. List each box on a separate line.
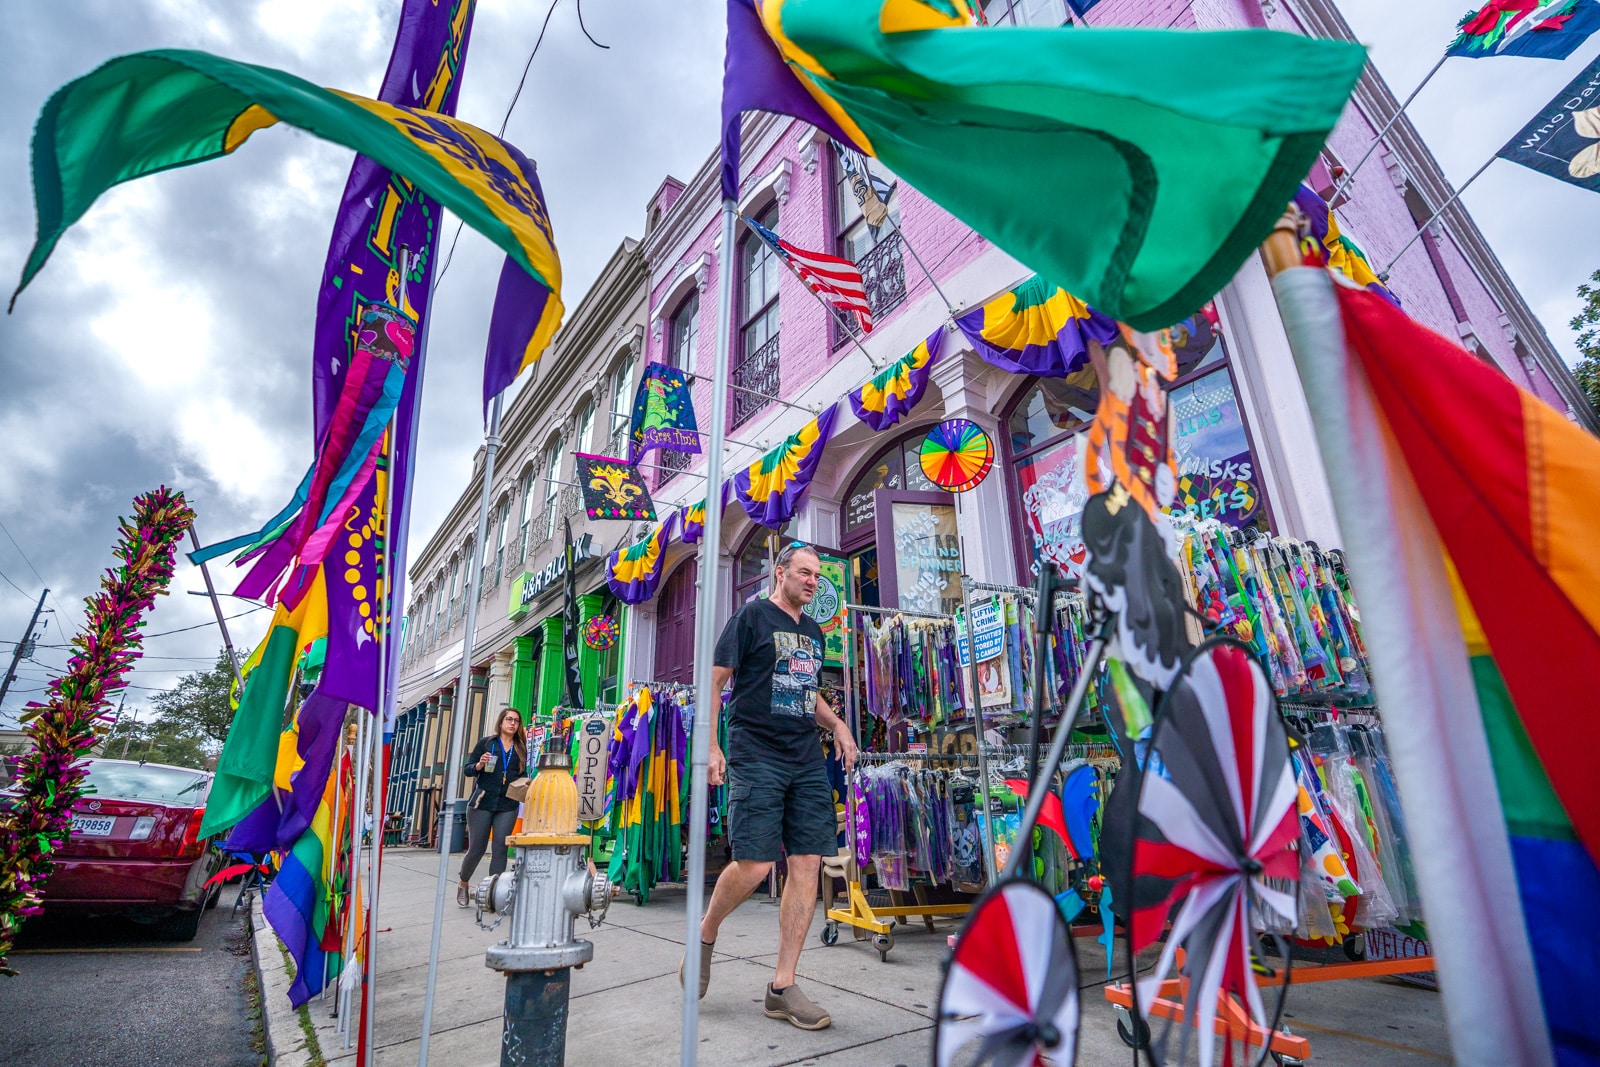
[819, 922, 839, 946]
[873, 930, 894, 961]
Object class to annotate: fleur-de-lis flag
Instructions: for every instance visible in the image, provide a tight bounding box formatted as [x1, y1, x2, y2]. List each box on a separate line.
[575, 453, 657, 521]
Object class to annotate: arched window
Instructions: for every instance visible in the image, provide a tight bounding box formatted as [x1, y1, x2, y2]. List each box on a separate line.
[609, 352, 636, 455]
[732, 201, 781, 428]
[457, 544, 474, 621]
[732, 521, 797, 608]
[518, 465, 536, 563]
[492, 498, 510, 587]
[575, 397, 596, 456]
[446, 557, 461, 626]
[668, 293, 698, 369]
[543, 435, 563, 540]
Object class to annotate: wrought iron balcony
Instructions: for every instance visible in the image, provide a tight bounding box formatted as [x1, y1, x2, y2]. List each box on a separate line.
[656, 447, 692, 485]
[731, 332, 781, 429]
[608, 425, 630, 461]
[559, 484, 583, 519]
[832, 231, 907, 348]
[530, 509, 555, 552]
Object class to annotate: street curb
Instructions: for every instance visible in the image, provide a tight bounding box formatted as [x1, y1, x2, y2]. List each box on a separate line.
[250, 899, 315, 1067]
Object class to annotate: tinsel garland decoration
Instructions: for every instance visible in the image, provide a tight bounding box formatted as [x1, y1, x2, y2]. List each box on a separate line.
[0, 487, 195, 975]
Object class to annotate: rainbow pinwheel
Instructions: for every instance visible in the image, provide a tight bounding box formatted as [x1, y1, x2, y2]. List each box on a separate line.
[920, 419, 994, 493]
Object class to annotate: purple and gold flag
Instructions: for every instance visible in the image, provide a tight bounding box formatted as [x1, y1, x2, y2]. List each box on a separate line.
[849, 328, 943, 431]
[576, 453, 657, 521]
[956, 275, 1119, 378]
[628, 362, 701, 465]
[731, 404, 840, 528]
[607, 514, 679, 605]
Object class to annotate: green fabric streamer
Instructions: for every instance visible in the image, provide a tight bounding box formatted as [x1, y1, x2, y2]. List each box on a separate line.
[769, 3, 1366, 327]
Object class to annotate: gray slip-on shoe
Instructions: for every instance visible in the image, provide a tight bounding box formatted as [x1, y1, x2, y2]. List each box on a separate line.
[678, 941, 714, 999]
[764, 982, 832, 1030]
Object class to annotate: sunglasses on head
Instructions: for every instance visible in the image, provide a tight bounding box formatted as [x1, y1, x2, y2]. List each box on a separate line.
[775, 540, 814, 566]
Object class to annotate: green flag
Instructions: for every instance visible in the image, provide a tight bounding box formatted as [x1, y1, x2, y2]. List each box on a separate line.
[12, 48, 562, 329]
[756, 0, 1366, 329]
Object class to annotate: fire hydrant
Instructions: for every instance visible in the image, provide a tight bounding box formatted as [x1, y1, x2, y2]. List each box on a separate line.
[475, 739, 610, 1067]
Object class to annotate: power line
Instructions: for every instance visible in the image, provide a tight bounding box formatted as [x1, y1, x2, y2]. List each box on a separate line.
[0, 517, 46, 588]
[0, 565, 32, 599]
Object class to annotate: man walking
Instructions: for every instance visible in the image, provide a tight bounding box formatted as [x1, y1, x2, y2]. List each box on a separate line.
[679, 541, 858, 1030]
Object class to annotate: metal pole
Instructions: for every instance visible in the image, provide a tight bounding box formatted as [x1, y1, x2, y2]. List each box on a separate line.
[958, 576, 998, 886]
[418, 389, 504, 1067]
[0, 587, 47, 712]
[360, 423, 400, 1059]
[187, 527, 245, 689]
[680, 199, 738, 1066]
[341, 697, 371, 1045]
[1379, 153, 1497, 279]
[1330, 53, 1448, 202]
[999, 620, 1112, 882]
[1014, 562, 1057, 876]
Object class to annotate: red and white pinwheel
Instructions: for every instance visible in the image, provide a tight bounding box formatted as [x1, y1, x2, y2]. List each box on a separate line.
[1129, 639, 1300, 1067]
[937, 879, 1079, 1067]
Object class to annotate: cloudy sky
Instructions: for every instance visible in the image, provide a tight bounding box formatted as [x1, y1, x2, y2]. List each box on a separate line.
[2, 0, 1597, 728]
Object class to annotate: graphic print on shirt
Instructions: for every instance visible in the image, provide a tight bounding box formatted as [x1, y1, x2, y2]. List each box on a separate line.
[770, 631, 821, 719]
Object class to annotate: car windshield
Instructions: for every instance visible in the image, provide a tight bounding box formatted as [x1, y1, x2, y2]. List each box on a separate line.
[81, 762, 210, 805]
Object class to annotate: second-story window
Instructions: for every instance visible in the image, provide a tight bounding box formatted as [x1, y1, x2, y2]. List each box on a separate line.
[575, 397, 596, 456]
[446, 559, 460, 626]
[733, 201, 781, 429]
[458, 545, 473, 620]
[657, 296, 700, 484]
[610, 350, 636, 456]
[518, 466, 535, 562]
[543, 436, 563, 540]
[833, 151, 906, 345]
[493, 500, 509, 587]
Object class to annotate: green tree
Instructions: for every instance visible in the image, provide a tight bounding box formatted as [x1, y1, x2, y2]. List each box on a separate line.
[99, 650, 237, 769]
[1567, 269, 1600, 415]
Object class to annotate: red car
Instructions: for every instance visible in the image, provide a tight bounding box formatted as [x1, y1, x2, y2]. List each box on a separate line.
[40, 758, 224, 940]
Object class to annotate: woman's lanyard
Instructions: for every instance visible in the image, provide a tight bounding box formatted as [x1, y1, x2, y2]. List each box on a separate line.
[495, 739, 512, 777]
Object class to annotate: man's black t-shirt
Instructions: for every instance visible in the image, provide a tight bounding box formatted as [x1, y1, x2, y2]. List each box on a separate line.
[714, 598, 827, 765]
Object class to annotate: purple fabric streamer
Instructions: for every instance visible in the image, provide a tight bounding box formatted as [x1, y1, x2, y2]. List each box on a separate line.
[721, 0, 866, 202]
[481, 239, 558, 417]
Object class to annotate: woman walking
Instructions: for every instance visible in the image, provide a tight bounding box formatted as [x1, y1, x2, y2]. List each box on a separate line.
[457, 708, 527, 906]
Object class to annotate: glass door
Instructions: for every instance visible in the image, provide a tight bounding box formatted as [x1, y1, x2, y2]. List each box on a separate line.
[872, 488, 961, 615]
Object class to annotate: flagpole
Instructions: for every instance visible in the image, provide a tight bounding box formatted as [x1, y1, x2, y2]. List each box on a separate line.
[680, 199, 737, 1067]
[1331, 53, 1449, 201]
[1378, 153, 1497, 278]
[417, 389, 504, 1067]
[359, 427, 399, 1062]
[341, 688, 371, 1045]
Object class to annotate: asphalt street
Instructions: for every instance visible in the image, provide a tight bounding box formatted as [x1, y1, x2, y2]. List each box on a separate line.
[0, 884, 265, 1067]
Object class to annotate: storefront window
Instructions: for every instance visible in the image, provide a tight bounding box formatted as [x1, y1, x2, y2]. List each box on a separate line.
[734, 522, 797, 605]
[1005, 325, 1267, 579]
[1165, 367, 1268, 531]
[843, 431, 938, 533]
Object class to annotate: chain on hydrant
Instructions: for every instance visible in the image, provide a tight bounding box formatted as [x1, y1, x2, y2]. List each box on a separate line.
[475, 737, 612, 1067]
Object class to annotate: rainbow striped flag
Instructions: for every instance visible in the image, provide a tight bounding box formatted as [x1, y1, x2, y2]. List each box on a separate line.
[1279, 267, 1600, 1065]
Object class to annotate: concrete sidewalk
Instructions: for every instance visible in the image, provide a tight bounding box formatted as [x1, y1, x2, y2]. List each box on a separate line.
[255, 847, 1451, 1066]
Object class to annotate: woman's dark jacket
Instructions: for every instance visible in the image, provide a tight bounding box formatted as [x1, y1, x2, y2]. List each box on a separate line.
[463, 735, 526, 813]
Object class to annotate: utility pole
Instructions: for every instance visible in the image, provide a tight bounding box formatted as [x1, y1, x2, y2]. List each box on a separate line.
[0, 588, 48, 711]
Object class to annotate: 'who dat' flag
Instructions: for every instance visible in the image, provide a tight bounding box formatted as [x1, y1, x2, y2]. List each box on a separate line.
[1497, 52, 1600, 191]
[723, 0, 1365, 330]
[1277, 266, 1600, 1066]
[1448, 0, 1600, 60]
[743, 216, 874, 333]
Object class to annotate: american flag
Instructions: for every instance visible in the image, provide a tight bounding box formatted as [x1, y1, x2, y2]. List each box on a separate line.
[743, 217, 874, 333]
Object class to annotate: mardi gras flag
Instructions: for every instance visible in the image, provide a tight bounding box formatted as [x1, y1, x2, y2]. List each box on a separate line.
[956, 276, 1119, 377]
[561, 519, 584, 709]
[1292, 186, 1400, 307]
[727, 0, 1364, 329]
[1497, 53, 1600, 194]
[731, 405, 839, 528]
[1447, 0, 1600, 59]
[12, 48, 563, 335]
[201, 568, 328, 839]
[1277, 266, 1600, 1066]
[262, 745, 343, 1006]
[679, 499, 708, 545]
[607, 514, 679, 605]
[628, 362, 701, 465]
[576, 453, 656, 521]
[849, 328, 945, 432]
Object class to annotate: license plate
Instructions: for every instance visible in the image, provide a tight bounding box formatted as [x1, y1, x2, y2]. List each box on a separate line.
[71, 815, 116, 836]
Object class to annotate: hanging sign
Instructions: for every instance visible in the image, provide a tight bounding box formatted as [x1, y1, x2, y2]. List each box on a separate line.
[576, 452, 657, 521]
[802, 554, 848, 667]
[575, 715, 611, 823]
